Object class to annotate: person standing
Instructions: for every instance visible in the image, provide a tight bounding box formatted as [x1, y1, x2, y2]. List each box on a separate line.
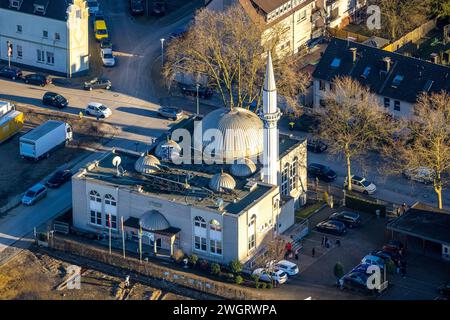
[312, 247, 316, 257]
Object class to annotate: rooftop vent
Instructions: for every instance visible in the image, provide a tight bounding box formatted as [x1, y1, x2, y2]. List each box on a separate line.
[33, 0, 49, 15]
[244, 180, 257, 192]
[9, 0, 23, 10]
[349, 47, 357, 63]
[430, 53, 439, 64]
[382, 57, 392, 73]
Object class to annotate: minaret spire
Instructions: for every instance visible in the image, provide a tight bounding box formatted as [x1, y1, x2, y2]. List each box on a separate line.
[260, 51, 281, 186]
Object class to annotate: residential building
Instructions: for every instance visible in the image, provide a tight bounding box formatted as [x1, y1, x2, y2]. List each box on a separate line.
[318, 0, 367, 29]
[71, 54, 307, 265]
[0, 0, 89, 77]
[312, 38, 450, 118]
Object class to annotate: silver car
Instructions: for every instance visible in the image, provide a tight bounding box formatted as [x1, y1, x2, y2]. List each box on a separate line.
[158, 107, 183, 120]
[22, 183, 47, 206]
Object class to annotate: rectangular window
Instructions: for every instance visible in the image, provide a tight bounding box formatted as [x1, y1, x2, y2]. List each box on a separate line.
[17, 45, 22, 58]
[319, 80, 325, 91]
[17, 25, 22, 33]
[37, 49, 45, 62]
[248, 234, 255, 250]
[394, 100, 400, 111]
[90, 210, 102, 226]
[43, 30, 48, 38]
[384, 97, 390, 108]
[54, 33, 60, 41]
[297, 9, 306, 23]
[194, 236, 207, 251]
[106, 214, 117, 229]
[46, 51, 54, 64]
[210, 240, 222, 255]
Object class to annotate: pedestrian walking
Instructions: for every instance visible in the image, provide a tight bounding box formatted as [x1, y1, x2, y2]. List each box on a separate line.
[321, 236, 325, 247]
[295, 252, 299, 260]
[335, 239, 341, 247]
[312, 247, 316, 257]
[125, 275, 130, 288]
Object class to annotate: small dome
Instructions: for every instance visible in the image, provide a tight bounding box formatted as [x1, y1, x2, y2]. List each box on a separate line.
[230, 158, 257, 177]
[134, 154, 160, 174]
[140, 210, 170, 231]
[155, 138, 181, 161]
[201, 107, 264, 161]
[209, 171, 236, 192]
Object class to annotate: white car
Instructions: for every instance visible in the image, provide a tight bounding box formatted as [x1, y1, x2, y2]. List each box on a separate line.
[87, 0, 100, 15]
[344, 175, 377, 195]
[101, 48, 115, 67]
[85, 102, 112, 118]
[403, 167, 434, 184]
[275, 260, 299, 276]
[252, 268, 288, 284]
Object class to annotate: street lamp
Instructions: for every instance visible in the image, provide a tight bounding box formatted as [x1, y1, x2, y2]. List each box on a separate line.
[160, 38, 165, 66]
[196, 83, 200, 115]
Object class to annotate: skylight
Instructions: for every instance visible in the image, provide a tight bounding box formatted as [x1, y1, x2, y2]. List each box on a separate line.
[423, 80, 434, 92]
[330, 58, 341, 68]
[391, 75, 404, 88]
[361, 66, 371, 79]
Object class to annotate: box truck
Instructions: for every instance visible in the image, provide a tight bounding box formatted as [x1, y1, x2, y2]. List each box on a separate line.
[0, 101, 13, 117]
[0, 110, 24, 144]
[20, 120, 73, 160]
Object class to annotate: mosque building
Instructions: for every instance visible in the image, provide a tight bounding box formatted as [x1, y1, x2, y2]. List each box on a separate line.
[71, 53, 307, 265]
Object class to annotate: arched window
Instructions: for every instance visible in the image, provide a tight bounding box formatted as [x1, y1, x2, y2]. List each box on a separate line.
[193, 216, 207, 252]
[290, 157, 299, 191]
[248, 214, 256, 251]
[210, 219, 222, 256]
[89, 190, 101, 226]
[281, 163, 290, 196]
[104, 194, 116, 206]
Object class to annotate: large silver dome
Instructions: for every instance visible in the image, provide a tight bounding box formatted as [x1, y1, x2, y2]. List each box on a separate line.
[201, 107, 263, 162]
[230, 158, 257, 177]
[140, 210, 170, 231]
[134, 153, 160, 174]
[155, 138, 181, 161]
[209, 171, 236, 192]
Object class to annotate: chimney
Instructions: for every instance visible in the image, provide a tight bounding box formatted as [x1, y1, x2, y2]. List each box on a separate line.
[9, 0, 23, 10]
[382, 57, 392, 73]
[430, 53, 438, 64]
[349, 47, 357, 63]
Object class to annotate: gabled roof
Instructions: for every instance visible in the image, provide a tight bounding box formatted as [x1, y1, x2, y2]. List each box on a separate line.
[312, 38, 450, 103]
[0, 0, 69, 21]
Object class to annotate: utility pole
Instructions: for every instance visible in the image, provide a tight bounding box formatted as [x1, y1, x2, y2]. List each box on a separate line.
[121, 216, 126, 258]
[108, 214, 112, 255]
[7, 41, 12, 68]
[160, 38, 165, 66]
[139, 222, 143, 263]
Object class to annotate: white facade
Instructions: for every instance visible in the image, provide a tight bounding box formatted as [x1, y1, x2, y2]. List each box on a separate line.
[0, 0, 89, 77]
[312, 78, 415, 119]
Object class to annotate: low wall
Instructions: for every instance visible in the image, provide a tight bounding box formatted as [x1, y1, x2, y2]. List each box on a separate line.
[48, 235, 263, 300]
[384, 20, 437, 52]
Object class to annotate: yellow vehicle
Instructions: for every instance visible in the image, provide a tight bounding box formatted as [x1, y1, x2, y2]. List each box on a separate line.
[0, 110, 24, 144]
[94, 20, 109, 41]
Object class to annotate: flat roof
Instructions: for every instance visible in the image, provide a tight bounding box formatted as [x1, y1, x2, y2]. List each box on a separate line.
[21, 120, 64, 141]
[387, 203, 450, 246]
[0, 0, 69, 21]
[0, 110, 21, 126]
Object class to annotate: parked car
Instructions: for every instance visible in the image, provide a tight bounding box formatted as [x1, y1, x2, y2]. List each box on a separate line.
[275, 260, 299, 276]
[0, 66, 22, 80]
[84, 78, 111, 90]
[87, 0, 100, 15]
[339, 272, 373, 294]
[361, 255, 385, 270]
[94, 20, 109, 41]
[158, 107, 183, 120]
[329, 211, 361, 228]
[42, 92, 68, 109]
[252, 268, 288, 285]
[437, 283, 450, 297]
[316, 219, 347, 236]
[344, 175, 377, 195]
[351, 263, 371, 274]
[93, 11, 105, 25]
[382, 240, 405, 255]
[129, 0, 144, 16]
[22, 183, 47, 206]
[46, 170, 72, 188]
[152, 1, 167, 16]
[179, 83, 213, 99]
[100, 38, 113, 50]
[101, 48, 116, 67]
[85, 102, 112, 118]
[403, 167, 434, 184]
[307, 163, 337, 182]
[24, 73, 51, 86]
[307, 139, 328, 153]
[371, 250, 400, 265]
[306, 36, 326, 50]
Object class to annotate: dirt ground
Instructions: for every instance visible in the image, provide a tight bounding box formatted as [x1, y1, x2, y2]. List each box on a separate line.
[0, 249, 190, 300]
[0, 104, 118, 209]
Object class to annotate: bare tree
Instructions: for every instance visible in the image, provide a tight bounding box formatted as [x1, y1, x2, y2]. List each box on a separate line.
[162, 5, 310, 113]
[317, 77, 392, 192]
[383, 91, 450, 209]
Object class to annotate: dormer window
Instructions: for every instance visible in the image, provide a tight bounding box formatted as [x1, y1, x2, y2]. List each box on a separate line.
[9, 0, 23, 10]
[361, 66, 371, 79]
[391, 75, 404, 88]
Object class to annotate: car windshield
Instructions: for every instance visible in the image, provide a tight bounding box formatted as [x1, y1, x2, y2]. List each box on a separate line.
[104, 54, 113, 59]
[99, 106, 107, 111]
[55, 95, 65, 101]
[97, 30, 107, 35]
[25, 190, 36, 197]
[361, 180, 372, 187]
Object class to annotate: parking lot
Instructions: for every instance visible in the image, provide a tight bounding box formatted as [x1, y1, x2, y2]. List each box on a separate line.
[264, 206, 450, 300]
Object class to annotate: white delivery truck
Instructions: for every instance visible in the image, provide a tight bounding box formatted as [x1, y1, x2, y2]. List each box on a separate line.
[20, 120, 73, 160]
[0, 101, 13, 117]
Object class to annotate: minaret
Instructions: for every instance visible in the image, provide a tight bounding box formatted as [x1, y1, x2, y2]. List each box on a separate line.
[260, 51, 281, 185]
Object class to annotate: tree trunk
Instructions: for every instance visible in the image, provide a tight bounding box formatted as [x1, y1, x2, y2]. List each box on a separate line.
[346, 153, 352, 191]
[435, 183, 443, 210]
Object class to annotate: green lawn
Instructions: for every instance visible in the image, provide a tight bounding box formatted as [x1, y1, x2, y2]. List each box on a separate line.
[295, 202, 325, 221]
